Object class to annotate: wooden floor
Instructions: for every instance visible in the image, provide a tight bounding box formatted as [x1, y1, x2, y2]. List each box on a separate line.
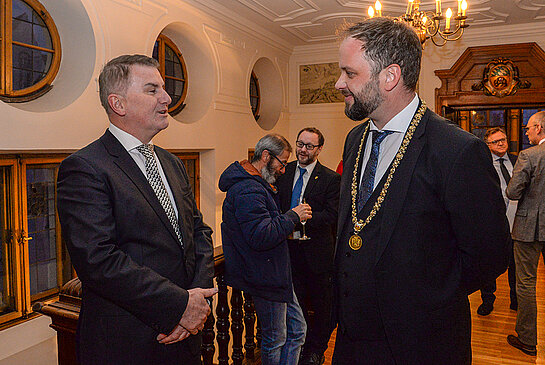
[319, 261, 545, 365]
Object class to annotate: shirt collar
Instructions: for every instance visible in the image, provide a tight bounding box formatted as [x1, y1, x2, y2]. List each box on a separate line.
[539, 137, 545, 145]
[109, 123, 153, 152]
[491, 151, 507, 160]
[297, 159, 317, 175]
[370, 93, 419, 133]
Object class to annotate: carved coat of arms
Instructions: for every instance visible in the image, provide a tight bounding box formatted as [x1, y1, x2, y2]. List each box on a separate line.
[472, 57, 530, 97]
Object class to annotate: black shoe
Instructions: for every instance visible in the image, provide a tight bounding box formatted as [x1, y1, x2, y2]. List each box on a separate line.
[510, 301, 518, 311]
[507, 335, 537, 356]
[300, 352, 325, 365]
[477, 302, 493, 316]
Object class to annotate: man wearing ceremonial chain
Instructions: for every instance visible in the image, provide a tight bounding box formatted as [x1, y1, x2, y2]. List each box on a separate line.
[332, 17, 510, 364]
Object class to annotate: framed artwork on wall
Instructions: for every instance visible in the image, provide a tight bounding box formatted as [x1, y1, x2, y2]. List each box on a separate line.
[299, 62, 343, 104]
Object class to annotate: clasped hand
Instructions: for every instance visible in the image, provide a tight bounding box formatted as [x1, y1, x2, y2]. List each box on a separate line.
[156, 287, 218, 345]
[292, 203, 312, 222]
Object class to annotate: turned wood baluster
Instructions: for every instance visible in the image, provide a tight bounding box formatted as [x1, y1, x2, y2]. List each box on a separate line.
[216, 274, 230, 365]
[243, 292, 257, 360]
[231, 289, 244, 365]
[201, 297, 216, 365]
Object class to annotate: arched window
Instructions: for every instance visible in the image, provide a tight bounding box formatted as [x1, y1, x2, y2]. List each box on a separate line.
[0, 0, 61, 102]
[152, 34, 188, 116]
[249, 71, 260, 120]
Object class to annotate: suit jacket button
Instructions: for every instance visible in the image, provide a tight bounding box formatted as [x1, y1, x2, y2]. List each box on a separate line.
[343, 291, 349, 297]
[345, 252, 351, 257]
[342, 272, 348, 278]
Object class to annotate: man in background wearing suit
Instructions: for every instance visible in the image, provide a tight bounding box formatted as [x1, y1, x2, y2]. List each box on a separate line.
[506, 110, 545, 356]
[477, 127, 518, 316]
[333, 18, 510, 364]
[277, 127, 340, 365]
[57, 55, 216, 365]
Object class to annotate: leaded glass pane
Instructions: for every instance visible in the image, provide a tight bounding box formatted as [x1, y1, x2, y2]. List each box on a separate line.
[173, 58, 183, 79]
[12, 0, 53, 50]
[166, 78, 182, 107]
[489, 110, 505, 127]
[12, 18, 32, 44]
[165, 46, 175, 76]
[33, 24, 52, 49]
[12, 45, 52, 90]
[0, 167, 16, 316]
[12, 0, 33, 24]
[27, 166, 58, 296]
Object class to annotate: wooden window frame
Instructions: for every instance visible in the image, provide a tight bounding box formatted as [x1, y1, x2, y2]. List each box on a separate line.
[250, 71, 260, 120]
[0, 152, 70, 327]
[171, 151, 200, 209]
[0, 0, 62, 102]
[154, 34, 188, 116]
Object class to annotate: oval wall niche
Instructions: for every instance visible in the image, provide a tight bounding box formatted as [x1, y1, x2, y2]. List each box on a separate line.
[158, 23, 215, 124]
[251, 57, 282, 130]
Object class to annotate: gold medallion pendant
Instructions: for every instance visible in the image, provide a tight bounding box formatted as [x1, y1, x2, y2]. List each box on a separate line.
[349, 234, 363, 250]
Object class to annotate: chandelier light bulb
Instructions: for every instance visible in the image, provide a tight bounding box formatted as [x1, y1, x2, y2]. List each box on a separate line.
[368, 6, 375, 17]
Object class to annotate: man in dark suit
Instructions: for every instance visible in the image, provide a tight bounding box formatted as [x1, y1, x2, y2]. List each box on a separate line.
[277, 127, 340, 365]
[506, 110, 545, 356]
[477, 127, 518, 316]
[332, 18, 510, 364]
[57, 55, 217, 365]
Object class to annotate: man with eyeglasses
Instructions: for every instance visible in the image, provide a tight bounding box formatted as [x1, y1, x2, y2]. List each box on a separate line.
[276, 127, 340, 365]
[219, 134, 312, 365]
[476, 127, 518, 316]
[506, 111, 545, 356]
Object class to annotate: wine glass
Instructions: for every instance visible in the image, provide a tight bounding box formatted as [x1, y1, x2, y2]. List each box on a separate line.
[299, 198, 310, 241]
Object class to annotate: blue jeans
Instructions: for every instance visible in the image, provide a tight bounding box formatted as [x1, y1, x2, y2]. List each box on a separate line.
[253, 292, 307, 365]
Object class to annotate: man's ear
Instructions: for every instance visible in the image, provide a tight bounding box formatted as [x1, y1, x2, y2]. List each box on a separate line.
[381, 64, 402, 92]
[108, 94, 126, 116]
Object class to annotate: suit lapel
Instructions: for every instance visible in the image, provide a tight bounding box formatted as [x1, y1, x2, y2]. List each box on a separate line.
[374, 108, 429, 266]
[303, 161, 321, 199]
[101, 131, 180, 245]
[338, 122, 370, 238]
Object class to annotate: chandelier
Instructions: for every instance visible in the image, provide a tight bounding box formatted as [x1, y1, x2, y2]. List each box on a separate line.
[367, 0, 468, 47]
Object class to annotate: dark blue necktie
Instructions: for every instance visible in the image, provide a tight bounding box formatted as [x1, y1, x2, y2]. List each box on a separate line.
[290, 167, 307, 209]
[358, 130, 393, 211]
[498, 157, 511, 184]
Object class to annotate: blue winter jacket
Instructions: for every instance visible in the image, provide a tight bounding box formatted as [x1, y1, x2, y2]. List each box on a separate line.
[219, 161, 299, 302]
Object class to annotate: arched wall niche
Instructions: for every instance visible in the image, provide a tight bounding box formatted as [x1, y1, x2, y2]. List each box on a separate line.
[7, 0, 96, 112]
[156, 22, 215, 124]
[251, 57, 282, 130]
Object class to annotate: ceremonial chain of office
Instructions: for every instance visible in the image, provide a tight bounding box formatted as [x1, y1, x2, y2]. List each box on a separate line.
[349, 100, 427, 250]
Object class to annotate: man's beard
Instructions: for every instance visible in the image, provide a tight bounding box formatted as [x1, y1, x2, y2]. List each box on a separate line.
[344, 77, 383, 121]
[261, 160, 280, 184]
[296, 151, 315, 166]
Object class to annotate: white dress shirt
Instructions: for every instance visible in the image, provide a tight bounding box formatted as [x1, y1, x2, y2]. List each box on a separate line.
[292, 159, 317, 197]
[108, 123, 178, 218]
[492, 152, 517, 230]
[359, 94, 419, 189]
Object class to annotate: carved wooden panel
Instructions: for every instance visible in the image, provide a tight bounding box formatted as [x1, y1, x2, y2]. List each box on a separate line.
[435, 42, 545, 112]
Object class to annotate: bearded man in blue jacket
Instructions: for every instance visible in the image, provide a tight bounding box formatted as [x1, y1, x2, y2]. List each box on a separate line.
[219, 134, 312, 365]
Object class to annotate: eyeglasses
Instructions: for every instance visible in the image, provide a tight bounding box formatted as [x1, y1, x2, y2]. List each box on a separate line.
[296, 141, 321, 151]
[267, 150, 287, 169]
[486, 137, 507, 145]
[523, 124, 538, 131]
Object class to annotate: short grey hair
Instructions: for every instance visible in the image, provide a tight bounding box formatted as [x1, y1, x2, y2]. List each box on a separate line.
[339, 17, 422, 92]
[252, 134, 292, 162]
[98, 54, 160, 114]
